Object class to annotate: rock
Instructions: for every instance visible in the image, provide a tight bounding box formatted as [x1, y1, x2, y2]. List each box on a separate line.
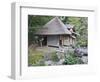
[57, 59, 65, 65]
[80, 56, 88, 64]
[44, 52, 51, 61]
[74, 47, 88, 57]
[45, 60, 52, 66]
[56, 52, 65, 59]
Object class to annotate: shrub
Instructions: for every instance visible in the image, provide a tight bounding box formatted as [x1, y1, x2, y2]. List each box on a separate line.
[51, 52, 59, 62]
[63, 51, 83, 65]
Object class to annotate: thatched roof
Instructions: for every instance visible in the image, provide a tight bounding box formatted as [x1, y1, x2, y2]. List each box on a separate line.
[36, 17, 71, 35]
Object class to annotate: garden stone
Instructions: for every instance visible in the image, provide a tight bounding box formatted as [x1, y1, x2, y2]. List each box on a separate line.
[56, 51, 65, 59]
[44, 52, 51, 61]
[57, 59, 65, 65]
[80, 56, 88, 64]
[74, 47, 88, 57]
[45, 60, 53, 66]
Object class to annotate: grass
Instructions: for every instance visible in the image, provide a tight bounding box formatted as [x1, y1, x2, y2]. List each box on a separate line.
[28, 48, 45, 66]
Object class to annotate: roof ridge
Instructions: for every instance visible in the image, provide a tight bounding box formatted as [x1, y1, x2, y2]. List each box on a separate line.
[56, 17, 71, 34]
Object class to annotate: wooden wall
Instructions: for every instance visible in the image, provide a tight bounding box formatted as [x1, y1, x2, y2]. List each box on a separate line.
[47, 35, 59, 46]
[46, 35, 75, 47]
[63, 35, 75, 46]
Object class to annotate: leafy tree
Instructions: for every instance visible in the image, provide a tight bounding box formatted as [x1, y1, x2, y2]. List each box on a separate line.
[61, 16, 88, 47]
[28, 15, 53, 45]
